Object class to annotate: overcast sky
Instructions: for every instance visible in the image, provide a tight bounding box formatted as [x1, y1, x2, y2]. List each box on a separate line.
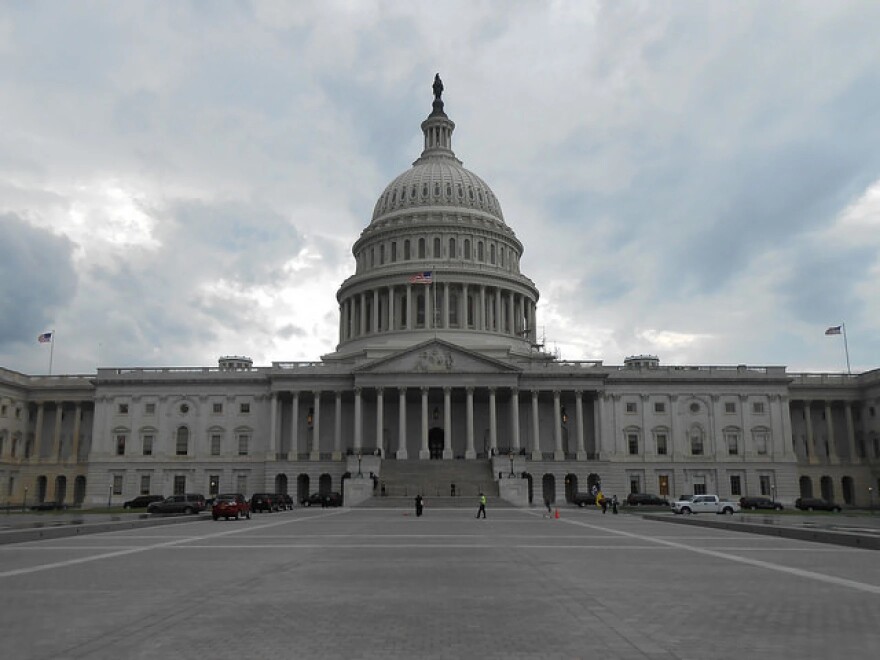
[2, 1, 879, 376]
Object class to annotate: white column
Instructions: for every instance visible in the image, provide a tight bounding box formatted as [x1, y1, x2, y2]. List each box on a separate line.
[52, 402, 63, 459]
[359, 293, 366, 336]
[593, 393, 603, 459]
[465, 387, 475, 459]
[397, 388, 408, 459]
[668, 395, 677, 461]
[268, 394, 278, 459]
[372, 289, 379, 333]
[488, 387, 497, 454]
[825, 401, 839, 464]
[804, 400, 818, 464]
[310, 392, 321, 460]
[462, 283, 468, 328]
[480, 286, 486, 331]
[845, 402, 858, 463]
[376, 388, 384, 456]
[510, 389, 520, 451]
[531, 390, 541, 460]
[406, 285, 413, 329]
[72, 403, 82, 463]
[507, 291, 514, 335]
[354, 387, 363, 451]
[443, 282, 450, 329]
[553, 390, 564, 460]
[388, 286, 395, 332]
[443, 387, 452, 459]
[494, 288, 501, 332]
[34, 403, 44, 458]
[290, 392, 299, 459]
[420, 387, 430, 459]
[575, 391, 586, 460]
[426, 284, 433, 329]
[334, 391, 343, 459]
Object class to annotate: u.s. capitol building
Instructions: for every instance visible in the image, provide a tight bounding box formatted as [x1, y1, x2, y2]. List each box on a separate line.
[2, 79, 878, 510]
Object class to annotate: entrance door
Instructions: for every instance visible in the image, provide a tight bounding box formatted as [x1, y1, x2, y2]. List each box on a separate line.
[428, 427, 444, 459]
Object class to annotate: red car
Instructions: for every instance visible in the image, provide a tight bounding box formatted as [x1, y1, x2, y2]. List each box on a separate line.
[212, 493, 251, 520]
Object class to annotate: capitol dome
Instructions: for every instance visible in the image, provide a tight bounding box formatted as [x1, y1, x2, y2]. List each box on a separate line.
[329, 75, 540, 362]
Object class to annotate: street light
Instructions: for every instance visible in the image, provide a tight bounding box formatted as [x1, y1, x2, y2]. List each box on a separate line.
[508, 451, 515, 477]
[108, 483, 112, 509]
[771, 484, 776, 504]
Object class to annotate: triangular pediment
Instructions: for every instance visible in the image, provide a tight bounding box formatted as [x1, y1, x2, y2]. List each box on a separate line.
[353, 340, 521, 375]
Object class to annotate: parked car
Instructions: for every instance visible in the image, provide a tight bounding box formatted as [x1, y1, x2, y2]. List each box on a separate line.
[30, 501, 67, 511]
[626, 493, 669, 507]
[795, 497, 841, 512]
[275, 493, 294, 510]
[673, 494, 739, 515]
[147, 494, 206, 515]
[739, 496, 784, 511]
[123, 495, 165, 509]
[250, 493, 281, 513]
[571, 492, 598, 507]
[301, 492, 343, 507]
[212, 493, 251, 520]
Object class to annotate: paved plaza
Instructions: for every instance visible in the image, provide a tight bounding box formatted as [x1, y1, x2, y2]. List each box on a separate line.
[1, 507, 878, 659]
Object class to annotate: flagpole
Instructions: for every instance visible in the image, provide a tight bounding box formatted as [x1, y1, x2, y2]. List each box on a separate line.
[48, 328, 55, 376]
[842, 323, 851, 375]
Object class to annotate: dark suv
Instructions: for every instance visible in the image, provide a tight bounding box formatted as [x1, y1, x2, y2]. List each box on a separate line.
[571, 492, 597, 507]
[626, 493, 669, 507]
[147, 494, 206, 514]
[739, 496, 783, 511]
[250, 493, 280, 513]
[124, 495, 165, 509]
[275, 493, 294, 510]
[795, 497, 841, 512]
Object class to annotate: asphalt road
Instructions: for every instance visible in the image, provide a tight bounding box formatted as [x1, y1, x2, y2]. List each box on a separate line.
[1, 507, 878, 659]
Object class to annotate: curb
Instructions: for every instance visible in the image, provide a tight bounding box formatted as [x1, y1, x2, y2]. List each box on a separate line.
[0, 514, 212, 546]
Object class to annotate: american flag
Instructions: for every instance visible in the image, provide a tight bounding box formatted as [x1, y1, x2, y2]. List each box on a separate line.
[37, 332, 53, 343]
[409, 271, 433, 284]
[825, 325, 842, 336]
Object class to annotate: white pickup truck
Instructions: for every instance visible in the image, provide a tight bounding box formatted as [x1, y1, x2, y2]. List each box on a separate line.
[672, 494, 740, 515]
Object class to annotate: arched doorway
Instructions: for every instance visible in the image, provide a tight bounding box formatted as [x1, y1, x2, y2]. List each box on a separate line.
[319, 473, 332, 496]
[799, 476, 813, 498]
[522, 472, 533, 504]
[73, 476, 86, 505]
[297, 474, 310, 503]
[37, 475, 48, 503]
[55, 475, 67, 504]
[275, 473, 288, 495]
[586, 473, 601, 494]
[564, 473, 578, 502]
[542, 474, 556, 504]
[428, 427, 444, 459]
[820, 476, 834, 501]
[841, 476, 854, 505]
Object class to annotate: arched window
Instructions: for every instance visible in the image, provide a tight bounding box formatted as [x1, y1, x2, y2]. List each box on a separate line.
[500, 247, 505, 267]
[690, 425, 705, 455]
[433, 237, 441, 258]
[464, 239, 471, 260]
[404, 240, 411, 260]
[176, 426, 189, 456]
[490, 244, 496, 264]
[478, 241, 484, 262]
[418, 238, 426, 259]
[449, 293, 459, 326]
[449, 237, 456, 258]
[416, 294, 425, 327]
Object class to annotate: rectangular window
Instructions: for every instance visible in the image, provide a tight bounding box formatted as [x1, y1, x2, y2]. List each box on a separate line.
[116, 435, 126, 456]
[658, 475, 669, 496]
[391, 241, 397, 262]
[693, 478, 707, 495]
[625, 402, 637, 413]
[140, 475, 150, 495]
[176, 431, 188, 456]
[726, 433, 739, 455]
[236, 474, 247, 494]
[730, 475, 742, 496]
[238, 434, 249, 456]
[656, 434, 668, 455]
[209, 475, 220, 497]
[1, 404, 6, 416]
[145, 402, 156, 415]
[112, 474, 123, 495]
[173, 475, 186, 495]
[213, 403, 223, 414]
[627, 434, 639, 455]
[240, 403, 250, 414]
[752, 402, 765, 414]
[629, 476, 641, 494]
[691, 435, 703, 455]
[118, 403, 129, 414]
[211, 434, 221, 456]
[654, 402, 665, 413]
[725, 402, 736, 414]
[759, 475, 771, 496]
[379, 244, 385, 264]
[142, 435, 153, 456]
[755, 432, 768, 455]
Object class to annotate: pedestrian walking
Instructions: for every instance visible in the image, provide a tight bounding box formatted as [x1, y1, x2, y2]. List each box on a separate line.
[415, 494, 424, 517]
[611, 494, 619, 514]
[476, 492, 487, 519]
[543, 497, 552, 518]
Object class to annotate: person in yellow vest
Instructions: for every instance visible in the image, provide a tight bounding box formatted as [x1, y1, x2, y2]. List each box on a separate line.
[476, 492, 487, 519]
[596, 489, 607, 513]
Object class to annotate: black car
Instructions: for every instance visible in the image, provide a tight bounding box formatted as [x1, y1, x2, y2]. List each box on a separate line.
[30, 501, 67, 511]
[301, 492, 342, 507]
[795, 497, 841, 512]
[275, 493, 294, 510]
[626, 493, 669, 507]
[739, 496, 784, 511]
[123, 494, 165, 509]
[571, 492, 598, 507]
[250, 493, 281, 513]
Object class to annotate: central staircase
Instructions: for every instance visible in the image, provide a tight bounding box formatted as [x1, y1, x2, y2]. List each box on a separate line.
[354, 459, 509, 508]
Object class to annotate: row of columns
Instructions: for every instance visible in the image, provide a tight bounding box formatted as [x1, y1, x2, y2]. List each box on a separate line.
[267, 387, 593, 461]
[339, 282, 536, 343]
[1, 402, 84, 462]
[797, 399, 860, 465]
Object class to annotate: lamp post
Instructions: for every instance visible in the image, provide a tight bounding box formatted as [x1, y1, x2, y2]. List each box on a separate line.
[108, 483, 112, 509]
[870, 487, 875, 515]
[357, 452, 363, 478]
[771, 484, 776, 504]
[508, 451, 515, 477]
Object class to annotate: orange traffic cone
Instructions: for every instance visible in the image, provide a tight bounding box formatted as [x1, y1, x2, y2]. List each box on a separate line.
[554, 508, 559, 519]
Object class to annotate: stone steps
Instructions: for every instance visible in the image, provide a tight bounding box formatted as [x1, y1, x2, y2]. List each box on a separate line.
[354, 495, 514, 509]
[376, 459, 497, 499]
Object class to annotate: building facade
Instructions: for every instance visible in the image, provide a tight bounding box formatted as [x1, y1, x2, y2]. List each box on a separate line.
[2, 81, 879, 509]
